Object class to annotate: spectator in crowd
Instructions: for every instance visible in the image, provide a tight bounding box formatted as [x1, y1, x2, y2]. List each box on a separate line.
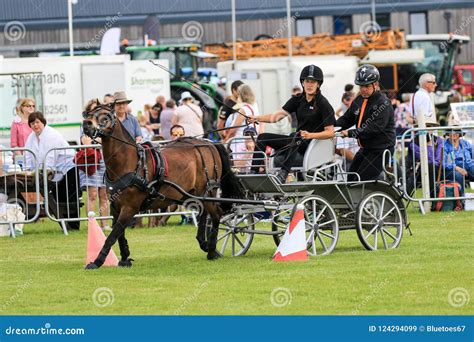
[217, 80, 244, 136]
[394, 94, 414, 137]
[387, 91, 400, 110]
[103, 93, 114, 104]
[225, 84, 261, 166]
[408, 73, 438, 126]
[24, 111, 81, 230]
[287, 86, 303, 129]
[405, 132, 444, 195]
[170, 125, 185, 140]
[160, 99, 176, 140]
[113, 91, 143, 142]
[344, 83, 355, 95]
[335, 92, 354, 119]
[173, 92, 204, 137]
[155, 95, 167, 110]
[292, 85, 302, 97]
[335, 91, 357, 170]
[443, 127, 474, 195]
[143, 103, 153, 120]
[79, 99, 110, 231]
[138, 115, 154, 141]
[238, 126, 258, 172]
[148, 103, 162, 136]
[11, 98, 35, 157]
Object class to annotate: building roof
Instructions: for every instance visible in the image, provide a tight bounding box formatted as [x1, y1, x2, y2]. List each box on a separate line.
[1, 0, 473, 28]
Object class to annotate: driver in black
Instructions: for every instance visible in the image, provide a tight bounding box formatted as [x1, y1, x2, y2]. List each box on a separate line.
[336, 64, 396, 181]
[249, 65, 335, 183]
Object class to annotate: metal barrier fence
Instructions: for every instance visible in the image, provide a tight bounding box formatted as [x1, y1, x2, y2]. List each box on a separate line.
[0, 147, 41, 238]
[399, 125, 474, 213]
[42, 144, 198, 235]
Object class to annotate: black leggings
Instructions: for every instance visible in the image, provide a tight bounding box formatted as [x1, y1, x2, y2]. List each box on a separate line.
[348, 148, 393, 181]
[251, 133, 309, 172]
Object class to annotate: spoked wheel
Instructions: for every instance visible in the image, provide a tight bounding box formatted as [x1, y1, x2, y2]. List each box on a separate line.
[272, 196, 339, 256]
[356, 191, 403, 251]
[216, 213, 255, 257]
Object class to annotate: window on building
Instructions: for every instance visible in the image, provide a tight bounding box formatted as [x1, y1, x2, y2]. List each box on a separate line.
[334, 16, 352, 34]
[373, 13, 391, 30]
[409, 12, 428, 34]
[296, 18, 314, 36]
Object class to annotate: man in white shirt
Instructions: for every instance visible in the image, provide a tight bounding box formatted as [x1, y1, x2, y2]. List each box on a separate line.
[409, 73, 438, 126]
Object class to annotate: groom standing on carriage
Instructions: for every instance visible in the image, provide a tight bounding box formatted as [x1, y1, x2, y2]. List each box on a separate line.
[336, 64, 396, 181]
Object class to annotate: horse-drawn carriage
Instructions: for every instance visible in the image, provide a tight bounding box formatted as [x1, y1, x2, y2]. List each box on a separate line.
[214, 137, 409, 257]
[81, 104, 410, 269]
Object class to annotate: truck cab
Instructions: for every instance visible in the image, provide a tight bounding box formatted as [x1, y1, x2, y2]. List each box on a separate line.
[453, 64, 474, 98]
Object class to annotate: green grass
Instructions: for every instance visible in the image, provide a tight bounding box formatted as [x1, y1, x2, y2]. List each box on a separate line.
[0, 210, 472, 315]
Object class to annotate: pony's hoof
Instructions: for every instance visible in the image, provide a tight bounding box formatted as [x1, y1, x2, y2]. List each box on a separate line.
[207, 250, 221, 260]
[196, 237, 209, 252]
[118, 258, 134, 267]
[85, 262, 99, 270]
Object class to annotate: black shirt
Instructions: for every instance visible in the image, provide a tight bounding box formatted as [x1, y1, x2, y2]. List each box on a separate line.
[282, 91, 335, 132]
[336, 91, 395, 150]
[219, 98, 237, 120]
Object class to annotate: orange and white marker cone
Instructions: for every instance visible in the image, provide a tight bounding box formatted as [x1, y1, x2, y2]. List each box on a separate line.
[273, 204, 308, 262]
[86, 212, 119, 267]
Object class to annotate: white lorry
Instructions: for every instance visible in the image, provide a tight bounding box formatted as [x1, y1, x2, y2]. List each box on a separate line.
[0, 55, 170, 145]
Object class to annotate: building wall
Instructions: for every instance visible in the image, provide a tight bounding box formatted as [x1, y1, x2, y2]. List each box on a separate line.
[428, 8, 474, 64]
[352, 14, 371, 34]
[1, 8, 472, 63]
[390, 12, 410, 33]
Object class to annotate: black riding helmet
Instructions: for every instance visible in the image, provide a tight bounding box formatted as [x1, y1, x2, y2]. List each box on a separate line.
[300, 65, 324, 85]
[355, 64, 380, 86]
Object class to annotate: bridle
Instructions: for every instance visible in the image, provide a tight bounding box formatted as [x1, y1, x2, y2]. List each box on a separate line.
[82, 105, 117, 141]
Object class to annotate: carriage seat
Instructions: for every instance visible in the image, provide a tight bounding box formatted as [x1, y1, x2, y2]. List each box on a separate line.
[272, 138, 335, 174]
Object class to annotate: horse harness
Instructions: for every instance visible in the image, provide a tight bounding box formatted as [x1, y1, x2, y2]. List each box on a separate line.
[105, 138, 220, 210]
[105, 141, 168, 205]
[85, 106, 220, 208]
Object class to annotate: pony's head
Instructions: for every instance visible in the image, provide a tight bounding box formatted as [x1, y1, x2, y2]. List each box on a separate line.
[82, 103, 115, 139]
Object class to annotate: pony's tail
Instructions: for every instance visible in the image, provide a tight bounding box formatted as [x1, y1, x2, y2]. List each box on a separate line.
[214, 143, 245, 212]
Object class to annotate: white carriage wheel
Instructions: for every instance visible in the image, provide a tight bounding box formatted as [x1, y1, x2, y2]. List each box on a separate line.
[356, 191, 403, 251]
[216, 213, 255, 257]
[298, 196, 339, 256]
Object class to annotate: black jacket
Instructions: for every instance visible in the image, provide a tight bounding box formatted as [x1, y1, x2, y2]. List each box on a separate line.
[336, 91, 395, 150]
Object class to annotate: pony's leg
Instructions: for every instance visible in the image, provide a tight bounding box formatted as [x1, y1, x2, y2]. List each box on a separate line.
[117, 232, 132, 267]
[85, 208, 134, 269]
[196, 211, 209, 253]
[206, 204, 222, 260]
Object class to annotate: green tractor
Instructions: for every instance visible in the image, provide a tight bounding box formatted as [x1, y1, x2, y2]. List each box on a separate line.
[126, 43, 226, 136]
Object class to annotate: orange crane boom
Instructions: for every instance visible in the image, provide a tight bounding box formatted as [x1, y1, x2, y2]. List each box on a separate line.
[205, 29, 406, 61]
